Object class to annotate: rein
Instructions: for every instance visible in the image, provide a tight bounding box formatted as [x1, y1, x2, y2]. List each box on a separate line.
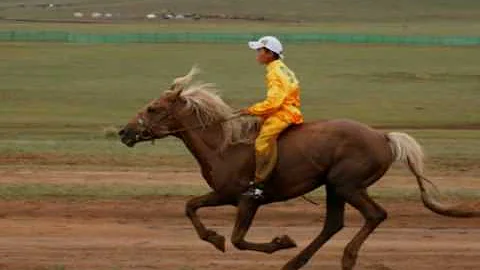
[137, 111, 246, 144]
[137, 106, 318, 205]
[163, 112, 245, 135]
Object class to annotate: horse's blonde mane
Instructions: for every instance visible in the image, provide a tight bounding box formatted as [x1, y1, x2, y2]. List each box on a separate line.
[176, 81, 259, 149]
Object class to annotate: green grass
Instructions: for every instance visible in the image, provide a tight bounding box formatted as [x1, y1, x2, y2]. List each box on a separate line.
[0, 182, 478, 201]
[0, 42, 479, 170]
[307, 186, 480, 201]
[1, 1, 479, 174]
[2, 20, 480, 37]
[0, 183, 209, 200]
[1, 130, 479, 171]
[1, 43, 478, 127]
[404, 130, 480, 170]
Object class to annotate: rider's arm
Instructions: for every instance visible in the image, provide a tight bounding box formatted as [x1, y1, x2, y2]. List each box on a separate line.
[247, 70, 286, 116]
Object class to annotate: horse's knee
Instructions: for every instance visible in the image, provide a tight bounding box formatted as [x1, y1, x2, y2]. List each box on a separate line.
[185, 201, 197, 218]
[329, 222, 344, 234]
[367, 209, 387, 225]
[378, 210, 387, 222]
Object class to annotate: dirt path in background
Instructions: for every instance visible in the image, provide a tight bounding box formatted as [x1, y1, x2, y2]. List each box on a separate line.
[0, 167, 479, 269]
[0, 198, 479, 270]
[0, 167, 479, 189]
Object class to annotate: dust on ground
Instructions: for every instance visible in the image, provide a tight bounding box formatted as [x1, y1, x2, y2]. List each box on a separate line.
[0, 168, 479, 270]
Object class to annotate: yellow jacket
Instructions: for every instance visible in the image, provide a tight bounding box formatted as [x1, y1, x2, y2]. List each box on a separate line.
[248, 60, 303, 124]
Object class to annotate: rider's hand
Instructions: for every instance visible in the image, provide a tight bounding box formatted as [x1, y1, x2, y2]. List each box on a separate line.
[239, 108, 251, 115]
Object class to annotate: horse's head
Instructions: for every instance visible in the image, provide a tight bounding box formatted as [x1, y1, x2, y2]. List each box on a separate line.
[118, 67, 199, 147]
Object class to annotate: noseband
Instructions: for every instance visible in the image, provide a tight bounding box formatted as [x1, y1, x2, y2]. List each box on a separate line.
[136, 111, 172, 143]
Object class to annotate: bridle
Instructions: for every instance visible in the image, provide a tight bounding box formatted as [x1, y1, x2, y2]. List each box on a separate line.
[137, 106, 319, 206]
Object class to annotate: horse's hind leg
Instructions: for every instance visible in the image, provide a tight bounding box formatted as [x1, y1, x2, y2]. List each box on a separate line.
[282, 184, 346, 270]
[185, 192, 230, 252]
[336, 188, 387, 270]
[231, 196, 297, 253]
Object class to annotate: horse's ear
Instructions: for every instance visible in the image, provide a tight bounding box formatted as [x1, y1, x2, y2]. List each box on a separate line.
[165, 65, 199, 101]
[170, 65, 200, 89]
[166, 88, 183, 101]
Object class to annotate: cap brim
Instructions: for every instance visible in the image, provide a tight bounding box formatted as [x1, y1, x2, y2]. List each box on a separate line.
[248, 41, 264, 50]
[248, 41, 285, 59]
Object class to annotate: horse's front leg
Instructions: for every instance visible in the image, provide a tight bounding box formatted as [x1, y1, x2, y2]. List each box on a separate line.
[185, 192, 230, 252]
[231, 196, 297, 253]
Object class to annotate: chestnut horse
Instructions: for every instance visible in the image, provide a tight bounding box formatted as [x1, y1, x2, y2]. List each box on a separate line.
[119, 68, 479, 270]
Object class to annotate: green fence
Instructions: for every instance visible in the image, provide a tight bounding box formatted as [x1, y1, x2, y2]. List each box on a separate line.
[1, 31, 480, 46]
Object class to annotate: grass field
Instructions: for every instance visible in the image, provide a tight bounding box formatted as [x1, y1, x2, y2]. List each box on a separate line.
[1, 1, 479, 200]
[1, 182, 479, 201]
[1, 42, 479, 171]
[0, 5, 479, 270]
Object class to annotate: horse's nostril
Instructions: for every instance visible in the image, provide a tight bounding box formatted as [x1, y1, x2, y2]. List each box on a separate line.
[118, 129, 125, 136]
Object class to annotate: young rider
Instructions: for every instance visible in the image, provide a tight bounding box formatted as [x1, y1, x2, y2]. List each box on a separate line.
[241, 36, 304, 199]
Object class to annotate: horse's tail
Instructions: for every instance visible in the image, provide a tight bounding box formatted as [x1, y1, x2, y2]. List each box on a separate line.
[387, 132, 480, 218]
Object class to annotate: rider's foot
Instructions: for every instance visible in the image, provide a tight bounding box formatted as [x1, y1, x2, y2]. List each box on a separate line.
[243, 182, 264, 199]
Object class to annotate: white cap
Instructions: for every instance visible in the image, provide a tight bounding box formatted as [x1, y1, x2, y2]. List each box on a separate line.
[248, 36, 284, 59]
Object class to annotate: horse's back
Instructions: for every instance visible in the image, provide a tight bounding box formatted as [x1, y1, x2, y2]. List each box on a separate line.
[281, 118, 378, 136]
[279, 118, 386, 149]
[272, 118, 393, 195]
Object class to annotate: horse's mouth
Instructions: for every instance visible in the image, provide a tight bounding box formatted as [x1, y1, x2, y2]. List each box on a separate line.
[120, 132, 157, 147]
[121, 137, 137, 147]
[119, 126, 154, 147]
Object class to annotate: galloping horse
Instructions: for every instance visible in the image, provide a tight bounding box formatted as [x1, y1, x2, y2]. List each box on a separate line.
[119, 68, 479, 270]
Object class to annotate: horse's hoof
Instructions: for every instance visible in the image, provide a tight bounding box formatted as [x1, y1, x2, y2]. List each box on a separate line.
[273, 235, 297, 249]
[210, 234, 226, 252]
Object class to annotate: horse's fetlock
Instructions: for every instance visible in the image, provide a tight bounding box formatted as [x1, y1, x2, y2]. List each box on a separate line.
[200, 233, 209, 241]
[231, 237, 248, 250]
[233, 242, 248, 250]
[200, 229, 216, 241]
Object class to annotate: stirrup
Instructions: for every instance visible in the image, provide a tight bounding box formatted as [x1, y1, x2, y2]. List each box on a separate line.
[243, 185, 264, 199]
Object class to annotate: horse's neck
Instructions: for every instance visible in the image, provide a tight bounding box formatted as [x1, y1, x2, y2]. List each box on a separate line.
[176, 124, 225, 181]
[175, 113, 258, 188]
[176, 112, 256, 160]
[179, 128, 222, 158]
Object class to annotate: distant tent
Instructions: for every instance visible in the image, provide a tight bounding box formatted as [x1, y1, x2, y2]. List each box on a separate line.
[73, 12, 84, 18]
[91, 12, 103, 18]
[146, 14, 157, 19]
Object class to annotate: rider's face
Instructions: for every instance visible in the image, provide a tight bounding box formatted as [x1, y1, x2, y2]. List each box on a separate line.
[256, 48, 275, 65]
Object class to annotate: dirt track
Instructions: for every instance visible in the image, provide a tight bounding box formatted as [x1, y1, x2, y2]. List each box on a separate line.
[0, 169, 479, 270]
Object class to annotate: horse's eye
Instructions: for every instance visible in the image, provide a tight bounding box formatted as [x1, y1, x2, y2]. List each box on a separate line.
[147, 106, 156, 113]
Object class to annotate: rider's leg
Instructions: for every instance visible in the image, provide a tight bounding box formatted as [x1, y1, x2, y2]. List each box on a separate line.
[244, 116, 290, 198]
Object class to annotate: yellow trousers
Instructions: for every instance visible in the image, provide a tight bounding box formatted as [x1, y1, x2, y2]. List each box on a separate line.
[254, 116, 290, 183]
